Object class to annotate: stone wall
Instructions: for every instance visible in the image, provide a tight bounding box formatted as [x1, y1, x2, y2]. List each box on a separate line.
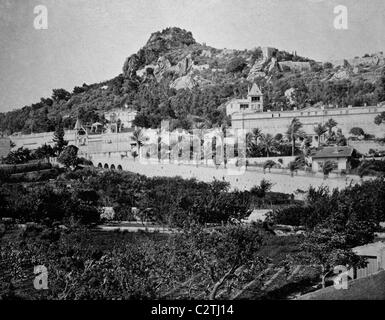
[90, 154, 366, 194]
[10, 131, 77, 150]
[232, 105, 385, 139]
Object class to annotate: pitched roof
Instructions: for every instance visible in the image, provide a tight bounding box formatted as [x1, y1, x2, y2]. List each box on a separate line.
[312, 146, 354, 159]
[248, 83, 262, 96]
[353, 242, 385, 256]
[74, 118, 83, 130]
[298, 270, 385, 300]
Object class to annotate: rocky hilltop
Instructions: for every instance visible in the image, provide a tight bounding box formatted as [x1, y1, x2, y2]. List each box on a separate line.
[122, 28, 314, 90]
[0, 27, 384, 134]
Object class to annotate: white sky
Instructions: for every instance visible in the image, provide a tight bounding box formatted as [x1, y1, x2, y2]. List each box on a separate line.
[1, 0, 384, 112]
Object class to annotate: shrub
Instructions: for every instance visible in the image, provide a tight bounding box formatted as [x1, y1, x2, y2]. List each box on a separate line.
[263, 160, 276, 172]
[226, 57, 247, 73]
[322, 160, 337, 176]
[266, 205, 312, 226]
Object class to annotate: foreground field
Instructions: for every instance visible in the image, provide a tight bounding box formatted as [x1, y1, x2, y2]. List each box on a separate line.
[0, 225, 320, 300]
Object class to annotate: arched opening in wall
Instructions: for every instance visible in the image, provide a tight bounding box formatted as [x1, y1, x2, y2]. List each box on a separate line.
[117, 165, 123, 171]
[98, 163, 103, 168]
[104, 163, 109, 169]
[110, 164, 116, 170]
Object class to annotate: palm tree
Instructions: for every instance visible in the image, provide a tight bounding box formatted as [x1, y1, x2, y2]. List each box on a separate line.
[246, 132, 256, 157]
[246, 128, 262, 157]
[259, 133, 275, 157]
[131, 129, 148, 158]
[252, 128, 262, 142]
[220, 124, 229, 168]
[286, 118, 304, 156]
[313, 123, 327, 146]
[325, 118, 338, 136]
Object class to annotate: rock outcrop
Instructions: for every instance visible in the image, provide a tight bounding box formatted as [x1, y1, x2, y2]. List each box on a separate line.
[247, 47, 278, 81]
[278, 61, 312, 72]
[123, 27, 196, 78]
[170, 75, 197, 90]
[123, 54, 142, 78]
[175, 54, 193, 77]
[285, 88, 296, 105]
[153, 57, 172, 81]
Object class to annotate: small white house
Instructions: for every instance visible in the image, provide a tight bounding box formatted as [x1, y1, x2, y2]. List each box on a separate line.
[104, 107, 137, 130]
[348, 242, 385, 279]
[311, 146, 354, 173]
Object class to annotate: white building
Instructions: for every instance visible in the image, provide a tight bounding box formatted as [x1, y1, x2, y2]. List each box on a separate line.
[104, 107, 137, 131]
[226, 83, 264, 116]
[311, 146, 354, 173]
[349, 242, 385, 280]
[231, 103, 385, 144]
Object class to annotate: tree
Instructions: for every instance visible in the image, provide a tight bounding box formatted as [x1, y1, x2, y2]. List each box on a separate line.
[259, 133, 275, 157]
[131, 150, 138, 162]
[288, 161, 299, 177]
[246, 132, 257, 157]
[226, 57, 247, 73]
[58, 145, 79, 169]
[299, 227, 362, 288]
[263, 160, 276, 173]
[349, 127, 365, 138]
[2, 147, 33, 164]
[250, 178, 273, 198]
[286, 118, 304, 156]
[374, 112, 385, 126]
[131, 129, 148, 158]
[323, 62, 333, 69]
[313, 123, 327, 145]
[53, 121, 68, 156]
[34, 144, 55, 160]
[325, 118, 338, 137]
[336, 129, 347, 146]
[322, 160, 337, 178]
[51, 88, 71, 102]
[251, 128, 262, 141]
[201, 225, 265, 299]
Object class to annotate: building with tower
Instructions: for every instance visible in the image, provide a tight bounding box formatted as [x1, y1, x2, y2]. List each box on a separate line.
[226, 83, 264, 116]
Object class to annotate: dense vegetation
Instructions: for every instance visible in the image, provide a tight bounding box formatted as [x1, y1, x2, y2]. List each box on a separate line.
[0, 169, 252, 227]
[1, 164, 384, 299]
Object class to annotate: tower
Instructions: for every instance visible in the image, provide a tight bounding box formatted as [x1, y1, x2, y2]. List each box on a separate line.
[247, 83, 263, 112]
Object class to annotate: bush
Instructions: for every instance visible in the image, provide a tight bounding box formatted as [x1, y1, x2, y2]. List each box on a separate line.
[266, 205, 312, 226]
[322, 160, 337, 176]
[226, 57, 247, 73]
[263, 160, 276, 172]
[0, 162, 52, 175]
[357, 160, 385, 177]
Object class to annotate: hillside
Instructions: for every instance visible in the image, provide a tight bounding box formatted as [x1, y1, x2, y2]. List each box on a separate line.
[0, 27, 385, 134]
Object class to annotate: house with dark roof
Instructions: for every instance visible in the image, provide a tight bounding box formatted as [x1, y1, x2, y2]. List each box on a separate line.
[311, 146, 355, 173]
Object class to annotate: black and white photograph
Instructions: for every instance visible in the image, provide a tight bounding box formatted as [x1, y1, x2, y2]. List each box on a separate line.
[1, 0, 385, 311]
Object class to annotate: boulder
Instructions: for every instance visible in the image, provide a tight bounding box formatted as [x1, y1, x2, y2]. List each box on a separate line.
[170, 75, 197, 90]
[154, 56, 172, 81]
[175, 54, 193, 77]
[329, 69, 352, 81]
